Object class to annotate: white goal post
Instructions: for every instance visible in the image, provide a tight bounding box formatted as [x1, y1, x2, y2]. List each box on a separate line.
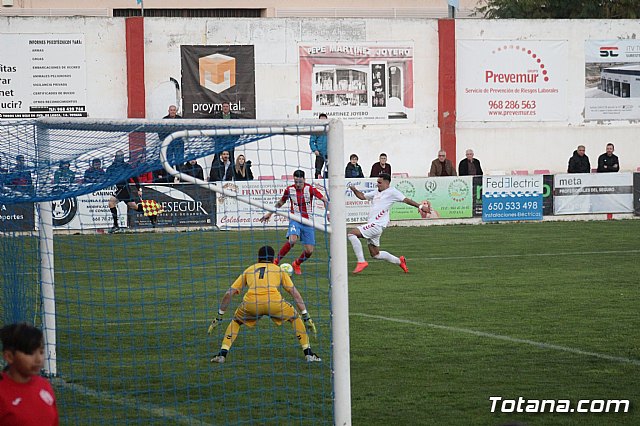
[158, 119, 351, 425]
[33, 117, 351, 425]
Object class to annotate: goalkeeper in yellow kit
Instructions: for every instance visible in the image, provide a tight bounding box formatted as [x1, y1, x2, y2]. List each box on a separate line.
[208, 245, 321, 363]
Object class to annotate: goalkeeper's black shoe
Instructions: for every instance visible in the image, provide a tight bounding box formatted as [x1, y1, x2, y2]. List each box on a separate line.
[211, 354, 226, 364]
[305, 352, 322, 363]
[108, 225, 120, 234]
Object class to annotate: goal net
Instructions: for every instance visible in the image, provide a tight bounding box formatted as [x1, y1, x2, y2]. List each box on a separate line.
[0, 117, 349, 425]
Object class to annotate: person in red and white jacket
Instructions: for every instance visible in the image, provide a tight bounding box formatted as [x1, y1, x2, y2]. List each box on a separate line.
[0, 323, 58, 426]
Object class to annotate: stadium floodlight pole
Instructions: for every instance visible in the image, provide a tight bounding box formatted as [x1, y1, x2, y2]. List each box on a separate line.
[326, 119, 352, 426]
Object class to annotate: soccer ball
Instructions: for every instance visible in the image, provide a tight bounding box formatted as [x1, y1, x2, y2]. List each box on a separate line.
[280, 263, 294, 276]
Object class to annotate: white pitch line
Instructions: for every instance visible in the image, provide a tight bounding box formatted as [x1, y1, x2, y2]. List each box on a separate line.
[352, 313, 640, 367]
[422, 249, 640, 261]
[52, 378, 215, 426]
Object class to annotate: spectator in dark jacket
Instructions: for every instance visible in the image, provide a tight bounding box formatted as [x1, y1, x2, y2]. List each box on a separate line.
[458, 149, 483, 176]
[234, 155, 254, 181]
[567, 145, 591, 173]
[597, 143, 619, 173]
[345, 154, 364, 178]
[180, 159, 204, 181]
[84, 159, 105, 183]
[209, 150, 234, 182]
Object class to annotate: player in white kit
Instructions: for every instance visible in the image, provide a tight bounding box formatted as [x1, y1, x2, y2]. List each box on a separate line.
[347, 173, 432, 274]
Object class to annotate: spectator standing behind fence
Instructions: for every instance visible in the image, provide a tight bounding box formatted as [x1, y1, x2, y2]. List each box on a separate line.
[597, 143, 619, 173]
[0, 322, 59, 426]
[209, 150, 234, 182]
[161, 105, 184, 167]
[7, 155, 33, 194]
[429, 150, 456, 177]
[567, 145, 591, 173]
[369, 153, 391, 177]
[458, 149, 483, 176]
[233, 155, 254, 181]
[179, 159, 204, 181]
[53, 160, 75, 194]
[345, 154, 364, 178]
[83, 159, 105, 183]
[309, 113, 328, 179]
[213, 101, 238, 120]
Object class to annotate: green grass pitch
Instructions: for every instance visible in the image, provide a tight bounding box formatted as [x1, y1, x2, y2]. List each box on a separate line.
[48, 219, 639, 425]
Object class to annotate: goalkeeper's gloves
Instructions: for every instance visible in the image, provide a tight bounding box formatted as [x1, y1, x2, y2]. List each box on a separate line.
[207, 310, 225, 334]
[301, 311, 317, 338]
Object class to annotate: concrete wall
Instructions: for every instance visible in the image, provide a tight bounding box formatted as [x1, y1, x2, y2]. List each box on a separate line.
[456, 19, 640, 174]
[1, 17, 638, 176]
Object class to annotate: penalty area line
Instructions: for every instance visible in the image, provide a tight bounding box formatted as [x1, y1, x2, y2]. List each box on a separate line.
[52, 378, 215, 426]
[352, 312, 640, 367]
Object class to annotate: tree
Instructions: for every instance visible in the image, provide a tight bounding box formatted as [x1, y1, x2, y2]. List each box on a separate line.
[474, 0, 640, 19]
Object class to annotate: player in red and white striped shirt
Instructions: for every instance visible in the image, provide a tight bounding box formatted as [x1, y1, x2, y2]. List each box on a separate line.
[260, 170, 328, 275]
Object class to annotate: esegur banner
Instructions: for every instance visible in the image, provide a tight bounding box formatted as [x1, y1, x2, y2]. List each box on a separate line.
[181, 45, 256, 119]
[299, 43, 415, 122]
[457, 40, 568, 122]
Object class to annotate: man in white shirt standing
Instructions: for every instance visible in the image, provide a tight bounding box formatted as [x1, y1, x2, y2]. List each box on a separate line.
[347, 173, 431, 274]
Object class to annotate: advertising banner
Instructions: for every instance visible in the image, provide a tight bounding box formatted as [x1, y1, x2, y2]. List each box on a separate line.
[0, 203, 35, 232]
[390, 177, 473, 219]
[217, 177, 472, 229]
[216, 180, 329, 230]
[473, 174, 554, 217]
[584, 40, 640, 120]
[457, 40, 568, 121]
[553, 173, 633, 215]
[52, 187, 123, 230]
[482, 175, 543, 222]
[299, 43, 415, 122]
[0, 34, 87, 119]
[634, 173, 640, 216]
[129, 184, 216, 228]
[181, 45, 256, 118]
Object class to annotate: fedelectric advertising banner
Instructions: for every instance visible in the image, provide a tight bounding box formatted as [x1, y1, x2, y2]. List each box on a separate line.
[180, 45, 256, 119]
[299, 43, 415, 122]
[584, 40, 640, 121]
[553, 173, 634, 215]
[0, 34, 87, 119]
[482, 175, 543, 222]
[457, 40, 568, 121]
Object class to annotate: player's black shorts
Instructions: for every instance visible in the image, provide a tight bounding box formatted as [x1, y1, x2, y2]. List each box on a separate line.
[114, 185, 136, 203]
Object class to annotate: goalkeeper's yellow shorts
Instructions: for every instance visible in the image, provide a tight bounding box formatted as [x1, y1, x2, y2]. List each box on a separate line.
[233, 300, 297, 327]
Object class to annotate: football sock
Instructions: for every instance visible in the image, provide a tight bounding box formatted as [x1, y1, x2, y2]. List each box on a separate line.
[297, 250, 312, 264]
[348, 234, 365, 262]
[303, 347, 314, 356]
[294, 317, 310, 349]
[278, 241, 292, 261]
[374, 251, 400, 264]
[110, 207, 118, 226]
[221, 320, 241, 351]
